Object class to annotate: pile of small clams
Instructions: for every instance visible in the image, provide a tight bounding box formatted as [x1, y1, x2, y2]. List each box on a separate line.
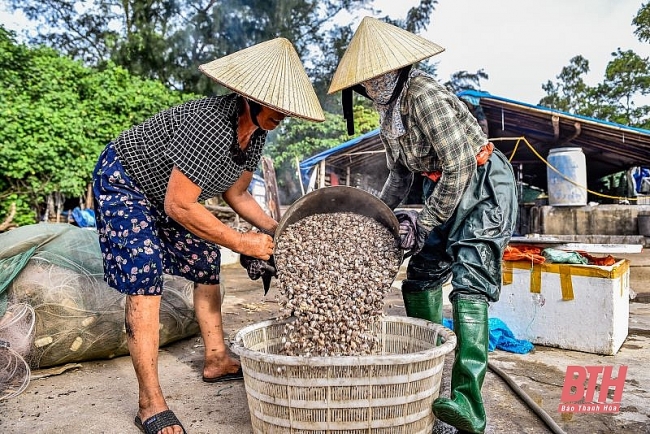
[274, 212, 401, 357]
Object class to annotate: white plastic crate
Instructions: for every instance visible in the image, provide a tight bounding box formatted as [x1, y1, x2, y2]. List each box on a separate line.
[490, 259, 630, 355]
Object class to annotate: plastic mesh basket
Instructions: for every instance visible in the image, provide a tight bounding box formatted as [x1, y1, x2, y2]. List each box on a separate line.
[232, 315, 456, 433]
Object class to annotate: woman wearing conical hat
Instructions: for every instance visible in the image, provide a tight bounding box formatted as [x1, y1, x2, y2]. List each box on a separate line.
[329, 17, 517, 434]
[92, 38, 324, 434]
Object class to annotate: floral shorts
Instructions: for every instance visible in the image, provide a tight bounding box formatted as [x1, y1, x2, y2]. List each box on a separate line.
[92, 143, 221, 295]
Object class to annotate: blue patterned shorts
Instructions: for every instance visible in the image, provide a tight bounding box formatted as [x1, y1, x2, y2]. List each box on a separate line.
[92, 143, 221, 295]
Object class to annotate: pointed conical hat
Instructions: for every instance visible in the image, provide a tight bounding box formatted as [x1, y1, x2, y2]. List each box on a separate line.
[200, 38, 325, 122]
[328, 17, 445, 94]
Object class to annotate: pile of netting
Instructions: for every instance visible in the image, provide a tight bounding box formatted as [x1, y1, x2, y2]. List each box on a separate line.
[0, 303, 34, 400]
[0, 223, 200, 400]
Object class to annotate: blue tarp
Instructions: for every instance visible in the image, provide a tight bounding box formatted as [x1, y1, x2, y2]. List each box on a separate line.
[443, 317, 534, 354]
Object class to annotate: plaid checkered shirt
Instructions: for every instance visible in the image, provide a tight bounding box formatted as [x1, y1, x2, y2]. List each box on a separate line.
[113, 94, 266, 206]
[379, 74, 488, 231]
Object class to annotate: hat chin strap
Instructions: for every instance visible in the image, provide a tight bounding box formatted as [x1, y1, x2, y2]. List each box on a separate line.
[342, 88, 356, 135]
[385, 65, 412, 105]
[248, 99, 262, 128]
[343, 84, 372, 135]
[342, 65, 412, 136]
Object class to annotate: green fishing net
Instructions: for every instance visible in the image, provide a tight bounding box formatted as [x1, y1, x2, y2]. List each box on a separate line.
[0, 224, 200, 370]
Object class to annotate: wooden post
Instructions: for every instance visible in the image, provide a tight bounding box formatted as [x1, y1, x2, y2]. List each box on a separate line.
[261, 156, 282, 221]
[296, 157, 305, 196]
[55, 192, 63, 223]
[85, 184, 94, 209]
[319, 160, 326, 188]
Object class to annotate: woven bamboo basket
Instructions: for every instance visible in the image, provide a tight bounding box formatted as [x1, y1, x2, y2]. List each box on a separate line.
[231, 315, 456, 434]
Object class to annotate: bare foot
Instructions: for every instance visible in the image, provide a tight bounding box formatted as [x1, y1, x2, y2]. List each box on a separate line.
[202, 348, 241, 379]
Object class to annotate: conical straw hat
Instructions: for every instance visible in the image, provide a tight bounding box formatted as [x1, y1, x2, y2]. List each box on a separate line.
[328, 17, 445, 94]
[200, 38, 325, 122]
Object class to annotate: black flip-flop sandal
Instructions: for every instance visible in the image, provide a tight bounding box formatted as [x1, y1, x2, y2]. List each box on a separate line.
[134, 409, 187, 434]
[202, 367, 244, 383]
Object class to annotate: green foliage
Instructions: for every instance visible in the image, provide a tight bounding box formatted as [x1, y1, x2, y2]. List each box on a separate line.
[540, 52, 650, 128]
[540, 55, 592, 113]
[540, 6, 650, 129]
[7, 1, 437, 100]
[598, 49, 650, 127]
[633, 1, 650, 43]
[0, 27, 196, 225]
[404, 0, 437, 33]
[0, 194, 35, 228]
[265, 105, 379, 202]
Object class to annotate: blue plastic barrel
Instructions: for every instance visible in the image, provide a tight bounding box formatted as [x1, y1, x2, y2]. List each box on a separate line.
[547, 147, 587, 206]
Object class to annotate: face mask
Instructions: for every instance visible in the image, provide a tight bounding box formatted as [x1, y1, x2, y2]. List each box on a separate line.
[362, 70, 401, 105]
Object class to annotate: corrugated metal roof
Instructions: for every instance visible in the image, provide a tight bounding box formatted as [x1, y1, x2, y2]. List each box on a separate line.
[463, 90, 650, 189]
[300, 90, 650, 192]
[299, 129, 382, 177]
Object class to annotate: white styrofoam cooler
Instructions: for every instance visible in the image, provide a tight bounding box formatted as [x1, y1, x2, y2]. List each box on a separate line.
[490, 259, 630, 355]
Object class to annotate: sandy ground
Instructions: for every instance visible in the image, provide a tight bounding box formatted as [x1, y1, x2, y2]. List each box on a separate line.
[1, 263, 649, 434]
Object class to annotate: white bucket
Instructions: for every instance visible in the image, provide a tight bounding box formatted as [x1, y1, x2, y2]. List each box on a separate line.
[547, 147, 587, 206]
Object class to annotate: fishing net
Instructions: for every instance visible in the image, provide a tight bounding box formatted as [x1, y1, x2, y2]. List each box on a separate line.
[0, 303, 34, 400]
[0, 223, 202, 399]
[9, 264, 198, 368]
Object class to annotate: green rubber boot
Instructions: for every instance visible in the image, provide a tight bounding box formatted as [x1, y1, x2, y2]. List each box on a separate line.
[432, 297, 489, 434]
[401, 280, 443, 324]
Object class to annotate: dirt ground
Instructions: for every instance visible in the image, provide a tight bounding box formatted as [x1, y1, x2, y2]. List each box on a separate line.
[1, 262, 649, 434]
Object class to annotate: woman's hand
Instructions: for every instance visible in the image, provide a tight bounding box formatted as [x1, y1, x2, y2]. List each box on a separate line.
[238, 231, 274, 260]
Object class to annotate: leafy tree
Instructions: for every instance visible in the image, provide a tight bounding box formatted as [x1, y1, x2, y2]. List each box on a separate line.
[0, 27, 196, 226]
[8, 1, 438, 99]
[539, 55, 593, 113]
[7, 0, 373, 95]
[540, 52, 650, 128]
[404, 0, 437, 33]
[443, 69, 489, 94]
[265, 105, 379, 203]
[540, 3, 650, 128]
[633, 1, 650, 43]
[596, 48, 650, 127]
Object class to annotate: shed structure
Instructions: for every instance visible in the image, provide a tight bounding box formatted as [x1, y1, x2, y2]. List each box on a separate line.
[299, 91, 650, 205]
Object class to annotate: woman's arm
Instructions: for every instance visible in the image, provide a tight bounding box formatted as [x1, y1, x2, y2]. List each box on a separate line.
[409, 82, 476, 231]
[222, 171, 278, 235]
[379, 160, 414, 210]
[164, 166, 273, 260]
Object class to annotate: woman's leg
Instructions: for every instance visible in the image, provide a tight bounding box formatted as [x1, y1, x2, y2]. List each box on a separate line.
[193, 283, 241, 379]
[433, 149, 518, 433]
[126, 295, 184, 434]
[93, 144, 184, 433]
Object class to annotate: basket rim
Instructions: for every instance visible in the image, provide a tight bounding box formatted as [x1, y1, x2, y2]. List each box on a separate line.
[231, 315, 456, 365]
